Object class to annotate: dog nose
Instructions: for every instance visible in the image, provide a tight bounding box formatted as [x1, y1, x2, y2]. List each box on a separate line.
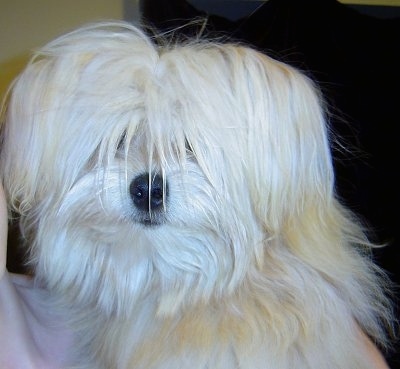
[129, 173, 166, 212]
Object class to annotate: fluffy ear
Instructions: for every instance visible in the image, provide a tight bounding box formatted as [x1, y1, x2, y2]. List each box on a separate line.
[0, 61, 51, 214]
[236, 49, 334, 233]
[0, 57, 95, 215]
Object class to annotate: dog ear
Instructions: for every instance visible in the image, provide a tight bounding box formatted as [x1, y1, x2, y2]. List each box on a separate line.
[0, 61, 49, 215]
[0, 54, 105, 215]
[236, 49, 335, 233]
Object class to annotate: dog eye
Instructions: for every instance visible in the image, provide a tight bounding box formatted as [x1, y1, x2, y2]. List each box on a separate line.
[185, 139, 193, 154]
[117, 131, 127, 151]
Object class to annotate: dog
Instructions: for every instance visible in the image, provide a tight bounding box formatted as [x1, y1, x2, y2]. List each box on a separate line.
[0, 21, 393, 368]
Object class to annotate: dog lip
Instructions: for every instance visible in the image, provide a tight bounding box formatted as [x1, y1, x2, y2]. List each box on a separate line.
[138, 216, 164, 227]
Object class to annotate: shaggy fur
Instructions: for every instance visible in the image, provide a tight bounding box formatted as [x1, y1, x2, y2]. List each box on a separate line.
[0, 21, 392, 368]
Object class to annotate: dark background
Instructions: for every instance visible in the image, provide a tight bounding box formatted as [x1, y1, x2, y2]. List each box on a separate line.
[137, 0, 400, 365]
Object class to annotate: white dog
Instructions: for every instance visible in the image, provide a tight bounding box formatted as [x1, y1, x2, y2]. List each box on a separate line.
[0, 21, 393, 368]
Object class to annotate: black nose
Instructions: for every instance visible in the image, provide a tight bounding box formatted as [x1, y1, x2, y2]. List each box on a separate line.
[130, 173, 166, 212]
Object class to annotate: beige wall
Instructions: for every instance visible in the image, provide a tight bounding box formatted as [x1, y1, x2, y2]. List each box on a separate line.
[0, 0, 141, 98]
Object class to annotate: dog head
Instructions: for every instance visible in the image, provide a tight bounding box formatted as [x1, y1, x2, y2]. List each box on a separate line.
[1, 22, 339, 316]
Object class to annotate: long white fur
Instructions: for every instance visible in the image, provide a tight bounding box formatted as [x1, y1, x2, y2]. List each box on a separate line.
[0, 21, 393, 368]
